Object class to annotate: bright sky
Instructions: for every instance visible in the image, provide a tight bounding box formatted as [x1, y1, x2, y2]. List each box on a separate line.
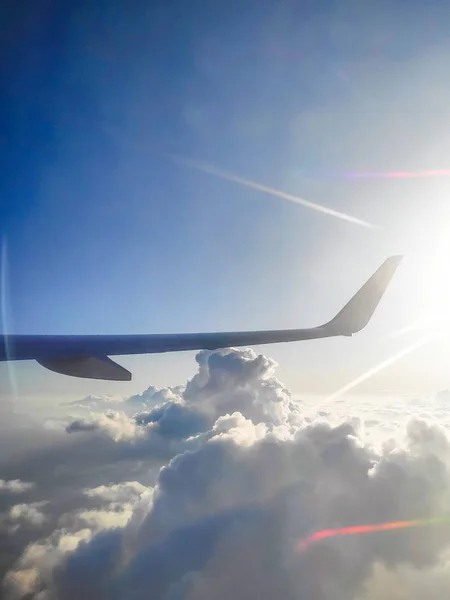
[2, 0, 450, 401]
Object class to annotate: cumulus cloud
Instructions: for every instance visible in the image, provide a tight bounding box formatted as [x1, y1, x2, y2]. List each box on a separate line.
[60, 482, 153, 534]
[3, 503, 48, 532]
[65, 387, 186, 415]
[126, 385, 184, 409]
[83, 482, 148, 504]
[3, 348, 450, 600]
[183, 349, 300, 429]
[65, 349, 300, 446]
[3, 527, 94, 599]
[65, 410, 143, 441]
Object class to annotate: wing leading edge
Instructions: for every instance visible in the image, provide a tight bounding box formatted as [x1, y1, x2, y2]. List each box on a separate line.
[0, 256, 402, 381]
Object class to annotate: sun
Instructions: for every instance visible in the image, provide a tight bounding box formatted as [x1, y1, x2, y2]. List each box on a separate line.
[421, 233, 450, 326]
[386, 210, 450, 341]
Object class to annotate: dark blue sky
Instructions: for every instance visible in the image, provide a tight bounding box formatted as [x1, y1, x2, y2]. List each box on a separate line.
[2, 0, 450, 395]
[2, 0, 330, 334]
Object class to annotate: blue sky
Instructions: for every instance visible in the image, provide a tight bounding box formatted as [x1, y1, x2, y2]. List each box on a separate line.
[2, 0, 450, 399]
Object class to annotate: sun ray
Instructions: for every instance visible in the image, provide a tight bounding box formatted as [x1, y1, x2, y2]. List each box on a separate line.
[325, 339, 429, 403]
[1, 235, 17, 396]
[387, 320, 431, 339]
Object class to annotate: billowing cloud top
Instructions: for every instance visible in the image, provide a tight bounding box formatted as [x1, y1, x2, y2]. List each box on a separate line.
[3, 348, 450, 600]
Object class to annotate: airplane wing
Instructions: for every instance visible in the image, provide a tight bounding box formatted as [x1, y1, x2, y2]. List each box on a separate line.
[0, 256, 402, 381]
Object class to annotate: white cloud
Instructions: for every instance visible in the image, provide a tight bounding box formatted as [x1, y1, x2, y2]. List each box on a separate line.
[3, 528, 93, 599]
[4, 348, 450, 600]
[64, 507, 133, 531]
[83, 482, 149, 504]
[66, 410, 144, 441]
[8, 503, 48, 528]
[0, 480, 34, 494]
[210, 412, 268, 446]
[359, 560, 450, 600]
[63, 395, 123, 409]
[65, 387, 185, 415]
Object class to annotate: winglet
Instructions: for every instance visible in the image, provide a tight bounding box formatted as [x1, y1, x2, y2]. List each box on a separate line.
[324, 256, 403, 336]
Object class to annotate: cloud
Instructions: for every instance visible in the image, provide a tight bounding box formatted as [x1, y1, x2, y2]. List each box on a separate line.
[0, 480, 34, 495]
[65, 386, 184, 414]
[66, 411, 143, 441]
[83, 482, 148, 504]
[126, 386, 184, 409]
[2, 480, 151, 600]
[4, 348, 450, 600]
[61, 349, 299, 464]
[3, 528, 94, 599]
[2, 503, 48, 533]
[135, 402, 209, 438]
[360, 560, 450, 600]
[436, 389, 450, 403]
[57, 482, 152, 535]
[42, 417, 450, 600]
[8, 504, 47, 528]
[63, 395, 123, 409]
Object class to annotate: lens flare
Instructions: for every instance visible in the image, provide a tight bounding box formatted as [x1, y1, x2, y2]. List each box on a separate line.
[1, 235, 17, 396]
[296, 517, 450, 552]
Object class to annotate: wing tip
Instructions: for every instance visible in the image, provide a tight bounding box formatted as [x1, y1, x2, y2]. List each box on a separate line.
[387, 254, 403, 265]
[324, 254, 403, 336]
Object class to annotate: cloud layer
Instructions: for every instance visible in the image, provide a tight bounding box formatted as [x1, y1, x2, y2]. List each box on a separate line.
[2, 348, 450, 599]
